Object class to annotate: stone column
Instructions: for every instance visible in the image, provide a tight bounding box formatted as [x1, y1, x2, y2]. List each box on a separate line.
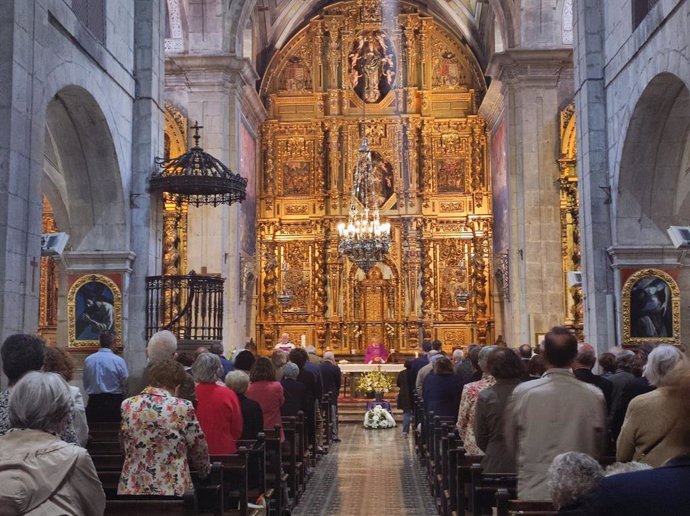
[166, 55, 264, 351]
[0, 2, 43, 348]
[573, 0, 614, 352]
[488, 49, 573, 347]
[128, 0, 166, 384]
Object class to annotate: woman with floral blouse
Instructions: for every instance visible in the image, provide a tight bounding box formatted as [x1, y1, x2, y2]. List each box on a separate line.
[118, 359, 211, 496]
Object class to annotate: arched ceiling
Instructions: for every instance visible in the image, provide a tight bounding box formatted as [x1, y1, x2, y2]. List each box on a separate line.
[253, 0, 492, 74]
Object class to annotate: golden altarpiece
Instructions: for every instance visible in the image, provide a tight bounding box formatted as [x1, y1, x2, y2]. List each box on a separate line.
[255, 0, 494, 354]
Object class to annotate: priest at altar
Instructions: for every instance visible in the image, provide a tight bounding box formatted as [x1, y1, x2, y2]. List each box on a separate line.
[364, 340, 390, 364]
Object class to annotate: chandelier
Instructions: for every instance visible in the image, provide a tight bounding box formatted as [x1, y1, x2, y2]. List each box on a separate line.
[337, 136, 391, 273]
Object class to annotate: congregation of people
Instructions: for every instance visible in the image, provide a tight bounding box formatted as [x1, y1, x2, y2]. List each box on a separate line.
[0, 331, 341, 515]
[2, 325, 690, 515]
[404, 328, 690, 515]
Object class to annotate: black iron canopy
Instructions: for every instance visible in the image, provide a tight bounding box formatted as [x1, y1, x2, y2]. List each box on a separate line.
[150, 122, 247, 207]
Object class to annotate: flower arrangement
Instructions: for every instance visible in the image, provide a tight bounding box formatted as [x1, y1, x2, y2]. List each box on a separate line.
[363, 404, 396, 429]
[357, 369, 394, 393]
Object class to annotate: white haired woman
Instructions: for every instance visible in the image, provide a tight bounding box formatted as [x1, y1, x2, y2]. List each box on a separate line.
[193, 352, 243, 454]
[617, 344, 689, 466]
[226, 370, 264, 440]
[548, 452, 603, 511]
[0, 371, 105, 514]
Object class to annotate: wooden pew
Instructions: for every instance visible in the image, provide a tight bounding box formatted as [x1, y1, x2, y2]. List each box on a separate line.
[211, 449, 251, 516]
[320, 392, 332, 450]
[454, 448, 483, 516]
[264, 425, 288, 516]
[104, 491, 197, 515]
[469, 464, 517, 516]
[443, 433, 461, 516]
[281, 416, 303, 504]
[236, 433, 274, 507]
[495, 489, 557, 516]
[88, 440, 122, 455]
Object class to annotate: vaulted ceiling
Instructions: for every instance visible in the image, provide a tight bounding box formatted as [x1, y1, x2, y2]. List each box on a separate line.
[252, 0, 493, 74]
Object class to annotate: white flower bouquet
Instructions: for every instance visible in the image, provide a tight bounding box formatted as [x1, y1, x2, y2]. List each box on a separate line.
[363, 404, 397, 429]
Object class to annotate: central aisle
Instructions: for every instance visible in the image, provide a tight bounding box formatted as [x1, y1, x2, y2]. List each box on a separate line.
[293, 424, 437, 516]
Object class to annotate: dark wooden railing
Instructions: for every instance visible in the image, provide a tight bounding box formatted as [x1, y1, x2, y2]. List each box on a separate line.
[145, 272, 225, 341]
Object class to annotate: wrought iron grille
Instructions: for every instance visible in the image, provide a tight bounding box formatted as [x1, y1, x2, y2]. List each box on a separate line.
[145, 273, 225, 341]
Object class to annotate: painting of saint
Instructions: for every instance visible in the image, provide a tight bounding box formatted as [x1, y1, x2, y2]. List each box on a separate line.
[75, 281, 115, 340]
[283, 162, 311, 195]
[630, 276, 673, 338]
[348, 30, 396, 103]
[436, 159, 466, 192]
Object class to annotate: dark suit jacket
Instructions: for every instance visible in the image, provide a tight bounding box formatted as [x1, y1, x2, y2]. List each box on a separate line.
[474, 378, 521, 473]
[577, 455, 690, 515]
[410, 355, 430, 390]
[422, 373, 462, 420]
[238, 393, 264, 440]
[296, 369, 317, 420]
[610, 377, 655, 440]
[280, 378, 308, 418]
[574, 368, 613, 409]
[320, 361, 342, 405]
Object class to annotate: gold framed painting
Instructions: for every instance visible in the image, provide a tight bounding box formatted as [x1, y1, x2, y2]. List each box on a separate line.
[621, 268, 680, 346]
[67, 274, 122, 349]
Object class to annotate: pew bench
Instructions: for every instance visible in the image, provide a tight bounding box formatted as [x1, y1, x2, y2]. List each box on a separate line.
[495, 489, 557, 516]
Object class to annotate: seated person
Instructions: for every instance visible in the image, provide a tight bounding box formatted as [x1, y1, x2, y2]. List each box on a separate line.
[119, 359, 210, 496]
[422, 356, 462, 419]
[0, 371, 105, 514]
[364, 340, 390, 364]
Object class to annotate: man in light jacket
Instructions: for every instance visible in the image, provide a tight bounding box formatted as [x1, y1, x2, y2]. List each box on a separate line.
[504, 326, 606, 500]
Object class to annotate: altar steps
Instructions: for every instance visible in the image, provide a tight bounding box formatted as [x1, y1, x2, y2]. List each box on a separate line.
[337, 399, 404, 424]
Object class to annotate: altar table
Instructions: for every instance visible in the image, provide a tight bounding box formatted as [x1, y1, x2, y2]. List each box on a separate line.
[337, 362, 405, 398]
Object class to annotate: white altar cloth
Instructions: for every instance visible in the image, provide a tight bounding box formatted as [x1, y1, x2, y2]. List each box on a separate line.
[337, 363, 405, 374]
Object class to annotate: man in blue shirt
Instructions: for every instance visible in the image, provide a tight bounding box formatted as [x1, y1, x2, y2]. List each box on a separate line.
[83, 331, 128, 422]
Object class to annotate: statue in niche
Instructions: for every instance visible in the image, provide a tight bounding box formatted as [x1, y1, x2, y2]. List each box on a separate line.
[355, 151, 394, 207]
[348, 31, 396, 103]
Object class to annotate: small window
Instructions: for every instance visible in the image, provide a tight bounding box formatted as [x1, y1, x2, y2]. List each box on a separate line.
[71, 0, 106, 43]
[632, 0, 659, 30]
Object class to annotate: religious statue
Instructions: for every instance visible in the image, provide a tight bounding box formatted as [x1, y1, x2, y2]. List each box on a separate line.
[364, 340, 390, 364]
[348, 30, 396, 104]
[362, 50, 382, 103]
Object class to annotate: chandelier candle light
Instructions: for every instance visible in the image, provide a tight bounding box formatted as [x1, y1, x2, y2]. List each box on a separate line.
[337, 136, 391, 273]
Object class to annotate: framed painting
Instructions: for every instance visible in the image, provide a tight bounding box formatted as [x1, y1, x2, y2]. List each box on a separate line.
[621, 268, 680, 346]
[67, 274, 122, 348]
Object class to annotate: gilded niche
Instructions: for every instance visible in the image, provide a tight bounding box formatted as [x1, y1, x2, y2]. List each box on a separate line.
[257, 0, 493, 353]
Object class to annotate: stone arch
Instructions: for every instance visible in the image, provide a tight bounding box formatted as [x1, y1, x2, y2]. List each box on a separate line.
[615, 73, 690, 246]
[44, 85, 127, 252]
[226, 0, 257, 55]
[487, 0, 517, 49]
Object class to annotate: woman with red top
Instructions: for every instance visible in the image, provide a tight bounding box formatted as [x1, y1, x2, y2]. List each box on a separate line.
[246, 357, 285, 440]
[192, 352, 243, 454]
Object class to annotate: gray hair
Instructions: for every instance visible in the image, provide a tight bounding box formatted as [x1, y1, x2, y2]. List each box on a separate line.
[478, 346, 496, 372]
[283, 362, 299, 380]
[452, 349, 464, 362]
[547, 452, 603, 510]
[324, 351, 335, 362]
[9, 371, 73, 434]
[604, 461, 652, 477]
[644, 344, 687, 386]
[306, 345, 317, 355]
[225, 370, 250, 394]
[147, 330, 177, 362]
[192, 352, 222, 384]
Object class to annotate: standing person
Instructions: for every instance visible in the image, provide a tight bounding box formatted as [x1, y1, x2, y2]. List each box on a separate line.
[119, 360, 210, 496]
[210, 342, 234, 379]
[397, 359, 413, 437]
[272, 349, 288, 381]
[474, 348, 523, 473]
[415, 350, 439, 397]
[225, 371, 264, 441]
[0, 372, 105, 515]
[274, 333, 295, 353]
[145, 330, 197, 406]
[456, 344, 479, 384]
[246, 357, 285, 441]
[423, 357, 462, 420]
[321, 351, 342, 441]
[83, 330, 128, 423]
[0, 334, 78, 446]
[451, 349, 464, 376]
[289, 348, 318, 445]
[43, 346, 89, 447]
[505, 327, 606, 500]
[409, 341, 432, 391]
[192, 353, 243, 455]
[456, 346, 496, 455]
[280, 362, 308, 417]
[572, 344, 613, 409]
